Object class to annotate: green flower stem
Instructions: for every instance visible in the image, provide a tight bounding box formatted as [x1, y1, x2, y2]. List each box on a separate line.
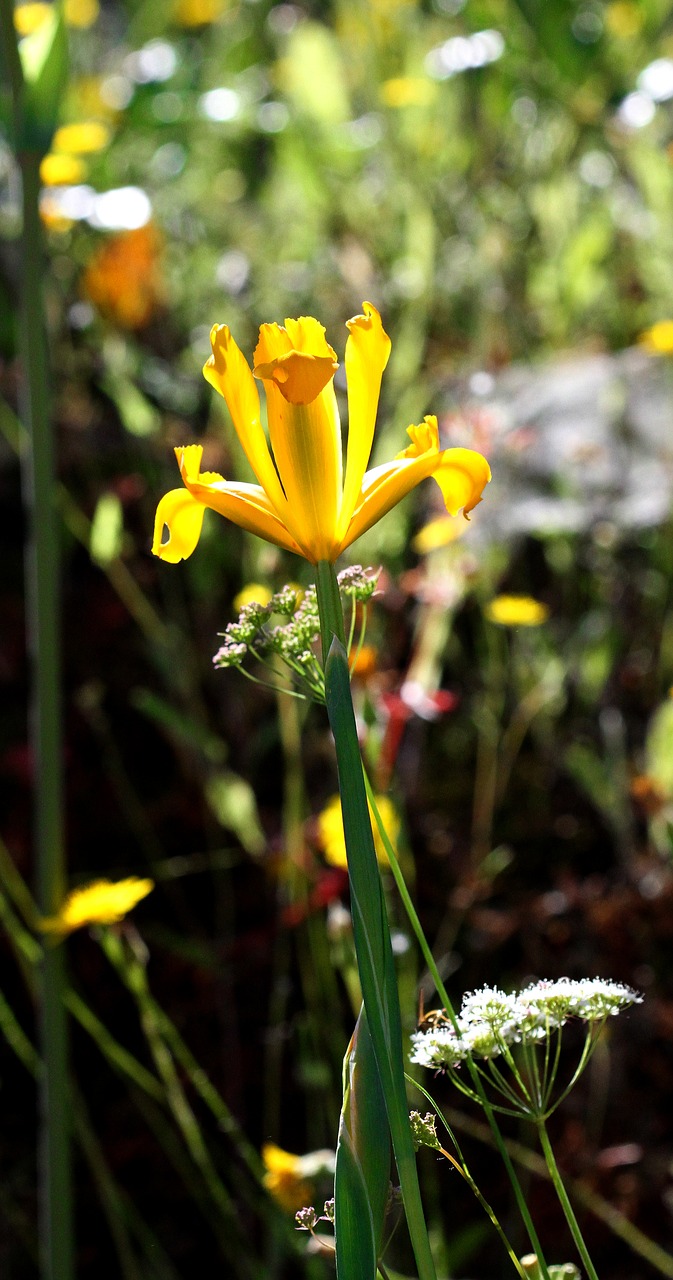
[445, 1105, 673, 1280]
[18, 145, 74, 1279]
[364, 776, 551, 1279]
[316, 560, 437, 1280]
[536, 1118, 600, 1280]
[411, 1076, 526, 1279]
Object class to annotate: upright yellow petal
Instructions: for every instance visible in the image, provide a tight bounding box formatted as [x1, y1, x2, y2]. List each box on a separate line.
[203, 326, 290, 519]
[338, 302, 391, 540]
[253, 319, 343, 562]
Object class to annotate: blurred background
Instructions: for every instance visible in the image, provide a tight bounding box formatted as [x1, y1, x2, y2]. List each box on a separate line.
[2, 0, 673, 1275]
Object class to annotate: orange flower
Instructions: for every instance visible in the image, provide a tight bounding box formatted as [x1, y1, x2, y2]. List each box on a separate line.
[82, 225, 163, 329]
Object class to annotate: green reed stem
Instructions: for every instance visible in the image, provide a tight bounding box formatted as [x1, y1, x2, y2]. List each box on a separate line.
[316, 560, 437, 1280]
[364, 777, 551, 1278]
[17, 145, 74, 1279]
[536, 1119, 600, 1280]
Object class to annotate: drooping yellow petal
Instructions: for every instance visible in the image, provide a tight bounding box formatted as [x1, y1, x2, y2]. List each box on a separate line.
[177, 446, 306, 555]
[253, 320, 343, 562]
[154, 446, 306, 560]
[189, 478, 306, 553]
[203, 326, 290, 520]
[340, 418, 490, 552]
[153, 487, 206, 562]
[428, 447, 492, 517]
[338, 302, 391, 540]
[397, 417, 491, 516]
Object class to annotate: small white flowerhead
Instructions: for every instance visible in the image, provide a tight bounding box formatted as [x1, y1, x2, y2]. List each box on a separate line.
[410, 978, 642, 1075]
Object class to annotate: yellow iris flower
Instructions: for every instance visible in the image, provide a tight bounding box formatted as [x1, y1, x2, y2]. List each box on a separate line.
[152, 303, 491, 566]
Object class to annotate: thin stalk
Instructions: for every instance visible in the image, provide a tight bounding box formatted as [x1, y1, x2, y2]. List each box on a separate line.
[365, 777, 551, 1277]
[100, 931, 256, 1269]
[410, 1076, 526, 1279]
[18, 145, 74, 1279]
[536, 1119, 600, 1280]
[446, 1105, 673, 1280]
[316, 560, 437, 1280]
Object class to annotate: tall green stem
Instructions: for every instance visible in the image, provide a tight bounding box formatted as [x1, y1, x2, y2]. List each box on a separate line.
[365, 776, 551, 1277]
[536, 1119, 600, 1280]
[19, 150, 74, 1278]
[316, 561, 436, 1280]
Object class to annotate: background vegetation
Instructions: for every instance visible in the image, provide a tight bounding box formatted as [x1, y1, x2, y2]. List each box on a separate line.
[2, 0, 673, 1274]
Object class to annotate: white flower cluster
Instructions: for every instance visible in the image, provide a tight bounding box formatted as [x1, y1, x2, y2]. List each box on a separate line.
[410, 978, 642, 1071]
[212, 567, 380, 701]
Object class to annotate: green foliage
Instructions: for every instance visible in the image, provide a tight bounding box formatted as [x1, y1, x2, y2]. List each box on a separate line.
[18, 8, 69, 154]
[334, 1009, 390, 1280]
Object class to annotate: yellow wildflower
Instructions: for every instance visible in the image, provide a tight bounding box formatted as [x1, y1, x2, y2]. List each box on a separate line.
[317, 792, 400, 870]
[173, 0, 228, 24]
[64, 0, 99, 25]
[262, 1143, 334, 1212]
[14, 0, 100, 31]
[380, 77, 434, 108]
[70, 76, 120, 122]
[605, 1, 643, 38]
[262, 1143, 312, 1213]
[485, 595, 550, 627]
[53, 121, 111, 154]
[13, 2, 51, 35]
[639, 320, 673, 355]
[412, 512, 468, 554]
[40, 877, 154, 936]
[350, 643, 378, 678]
[153, 304, 490, 566]
[233, 583, 273, 611]
[40, 154, 87, 186]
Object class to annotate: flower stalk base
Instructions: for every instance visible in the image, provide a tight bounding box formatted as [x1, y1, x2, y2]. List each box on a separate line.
[316, 559, 436, 1280]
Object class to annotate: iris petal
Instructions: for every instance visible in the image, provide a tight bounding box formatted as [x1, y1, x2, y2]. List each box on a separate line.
[338, 303, 391, 540]
[187, 478, 306, 555]
[254, 321, 343, 563]
[340, 425, 490, 553]
[203, 326, 289, 519]
[153, 487, 206, 563]
[253, 350, 338, 405]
